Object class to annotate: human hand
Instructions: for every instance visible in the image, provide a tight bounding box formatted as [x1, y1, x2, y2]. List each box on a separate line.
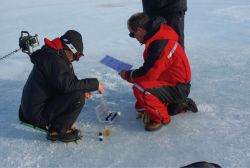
[98, 83, 105, 94]
[84, 92, 92, 99]
[118, 70, 127, 80]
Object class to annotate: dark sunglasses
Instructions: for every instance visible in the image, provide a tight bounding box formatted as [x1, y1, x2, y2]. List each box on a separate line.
[129, 32, 135, 38]
[74, 52, 84, 61]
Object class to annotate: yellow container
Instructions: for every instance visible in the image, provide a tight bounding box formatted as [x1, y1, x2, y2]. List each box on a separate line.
[104, 128, 111, 137]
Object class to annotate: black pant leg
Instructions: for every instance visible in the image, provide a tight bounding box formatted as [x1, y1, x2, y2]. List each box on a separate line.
[148, 83, 190, 115]
[42, 91, 85, 134]
[164, 11, 185, 49]
[147, 83, 190, 104]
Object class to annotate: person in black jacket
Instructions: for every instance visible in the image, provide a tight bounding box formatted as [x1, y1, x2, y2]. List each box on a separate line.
[142, 0, 187, 48]
[19, 30, 105, 142]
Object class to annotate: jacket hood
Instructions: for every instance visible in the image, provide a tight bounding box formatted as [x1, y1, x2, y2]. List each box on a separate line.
[44, 37, 63, 50]
[29, 38, 64, 64]
[144, 17, 179, 45]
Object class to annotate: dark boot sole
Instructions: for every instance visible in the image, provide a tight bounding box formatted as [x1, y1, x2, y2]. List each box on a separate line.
[46, 130, 83, 143]
[145, 124, 163, 132]
[47, 135, 82, 142]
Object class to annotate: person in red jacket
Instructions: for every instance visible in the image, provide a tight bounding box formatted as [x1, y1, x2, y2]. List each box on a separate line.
[119, 13, 198, 131]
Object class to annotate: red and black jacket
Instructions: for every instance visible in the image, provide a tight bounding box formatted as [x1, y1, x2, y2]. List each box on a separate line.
[124, 18, 191, 89]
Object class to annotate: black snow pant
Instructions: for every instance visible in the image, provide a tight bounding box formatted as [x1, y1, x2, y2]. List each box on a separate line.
[147, 83, 191, 115]
[163, 10, 186, 49]
[19, 91, 85, 133]
[43, 91, 85, 134]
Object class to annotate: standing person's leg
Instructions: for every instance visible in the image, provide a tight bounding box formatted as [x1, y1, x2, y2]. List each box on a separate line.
[164, 11, 185, 48]
[43, 91, 85, 134]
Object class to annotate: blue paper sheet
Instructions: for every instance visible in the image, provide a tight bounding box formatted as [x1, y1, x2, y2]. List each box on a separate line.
[100, 55, 133, 72]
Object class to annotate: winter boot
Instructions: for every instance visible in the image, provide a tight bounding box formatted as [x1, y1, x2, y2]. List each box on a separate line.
[136, 111, 150, 124]
[182, 98, 198, 112]
[167, 98, 198, 116]
[145, 120, 163, 131]
[46, 128, 82, 142]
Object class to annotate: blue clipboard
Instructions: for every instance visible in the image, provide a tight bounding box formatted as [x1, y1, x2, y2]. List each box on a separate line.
[100, 55, 133, 72]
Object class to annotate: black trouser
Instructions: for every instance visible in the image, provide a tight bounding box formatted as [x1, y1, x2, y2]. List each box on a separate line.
[148, 83, 190, 115]
[43, 91, 85, 134]
[148, 83, 190, 103]
[163, 10, 185, 49]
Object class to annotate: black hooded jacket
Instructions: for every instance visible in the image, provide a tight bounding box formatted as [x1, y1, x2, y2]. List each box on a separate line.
[21, 38, 99, 122]
[142, 0, 187, 17]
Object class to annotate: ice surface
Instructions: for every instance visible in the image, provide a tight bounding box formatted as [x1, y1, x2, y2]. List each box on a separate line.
[0, 0, 250, 167]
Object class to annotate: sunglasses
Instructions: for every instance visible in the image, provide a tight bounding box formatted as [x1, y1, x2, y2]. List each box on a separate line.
[74, 52, 84, 61]
[129, 32, 135, 38]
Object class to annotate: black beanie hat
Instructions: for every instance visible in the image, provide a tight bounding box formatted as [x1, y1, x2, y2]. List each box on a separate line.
[60, 30, 84, 56]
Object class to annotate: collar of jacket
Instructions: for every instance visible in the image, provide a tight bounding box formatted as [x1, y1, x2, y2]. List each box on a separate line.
[44, 37, 63, 50]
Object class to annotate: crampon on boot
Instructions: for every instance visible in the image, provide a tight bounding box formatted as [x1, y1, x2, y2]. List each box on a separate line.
[46, 128, 82, 143]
